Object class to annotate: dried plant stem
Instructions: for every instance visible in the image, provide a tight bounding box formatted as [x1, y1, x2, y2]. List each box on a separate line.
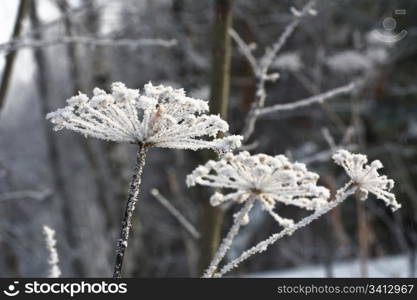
[113, 143, 148, 278]
[151, 188, 201, 240]
[203, 197, 255, 278]
[214, 183, 357, 277]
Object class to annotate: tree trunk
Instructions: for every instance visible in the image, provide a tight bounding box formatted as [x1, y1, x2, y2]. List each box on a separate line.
[199, 0, 233, 274]
[0, 0, 30, 111]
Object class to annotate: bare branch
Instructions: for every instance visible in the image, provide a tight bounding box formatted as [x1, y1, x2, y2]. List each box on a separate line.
[0, 36, 177, 54]
[229, 28, 259, 75]
[0, 0, 30, 110]
[0, 188, 51, 202]
[234, 0, 317, 142]
[256, 81, 357, 116]
[259, 0, 316, 74]
[151, 189, 200, 240]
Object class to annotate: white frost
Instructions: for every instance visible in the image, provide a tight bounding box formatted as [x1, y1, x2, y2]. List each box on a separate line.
[187, 151, 330, 227]
[332, 149, 400, 211]
[46, 82, 242, 152]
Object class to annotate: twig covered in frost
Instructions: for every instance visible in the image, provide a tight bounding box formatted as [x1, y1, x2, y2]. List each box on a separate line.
[0, 37, 177, 54]
[256, 81, 358, 116]
[42, 225, 61, 278]
[202, 197, 255, 278]
[114, 144, 147, 277]
[259, 0, 316, 75]
[232, 0, 317, 141]
[151, 188, 200, 240]
[214, 182, 356, 277]
[47, 82, 242, 278]
[187, 151, 330, 277]
[229, 29, 258, 75]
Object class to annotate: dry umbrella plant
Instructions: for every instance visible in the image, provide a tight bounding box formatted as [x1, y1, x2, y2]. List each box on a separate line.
[46, 82, 242, 277]
[42, 1, 401, 279]
[187, 150, 400, 277]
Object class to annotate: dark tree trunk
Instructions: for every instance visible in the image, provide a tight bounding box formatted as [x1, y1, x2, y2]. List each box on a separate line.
[199, 0, 233, 275]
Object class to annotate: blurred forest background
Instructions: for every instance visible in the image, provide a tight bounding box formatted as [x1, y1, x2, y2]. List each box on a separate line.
[0, 0, 416, 277]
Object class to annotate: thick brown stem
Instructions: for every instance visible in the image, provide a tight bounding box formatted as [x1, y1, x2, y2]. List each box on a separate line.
[113, 144, 148, 278]
[356, 196, 369, 277]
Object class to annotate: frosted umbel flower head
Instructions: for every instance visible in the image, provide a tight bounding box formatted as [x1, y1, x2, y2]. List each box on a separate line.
[46, 82, 243, 278]
[332, 149, 400, 211]
[46, 82, 242, 152]
[187, 151, 330, 227]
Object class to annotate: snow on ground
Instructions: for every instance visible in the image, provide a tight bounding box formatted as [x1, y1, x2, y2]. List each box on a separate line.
[247, 254, 414, 278]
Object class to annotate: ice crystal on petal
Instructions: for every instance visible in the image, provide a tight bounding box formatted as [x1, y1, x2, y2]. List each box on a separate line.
[332, 149, 400, 211]
[187, 152, 330, 227]
[46, 82, 242, 152]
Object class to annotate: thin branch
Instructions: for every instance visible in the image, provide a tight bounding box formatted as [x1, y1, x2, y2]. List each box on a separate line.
[113, 144, 148, 278]
[0, 0, 30, 110]
[0, 188, 51, 202]
[234, 0, 316, 141]
[256, 81, 358, 116]
[229, 28, 258, 75]
[203, 197, 255, 278]
[0, 36, 177, 54]
[259, 0, 315, 74]
[151, 188, 200, 240]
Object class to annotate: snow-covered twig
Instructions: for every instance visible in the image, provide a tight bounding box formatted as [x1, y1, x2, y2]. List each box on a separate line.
[42, 225, 61, 278]
[0, 37, 177, 54]
[232, 0, 316, 142]
[260, 0, 316, 74]
[256, 81, 357, 116]
[203, 197, 255, 278]
[229, 29, 258, 75]
[214, 183, 357, 277]
[151, 188, 200, 240]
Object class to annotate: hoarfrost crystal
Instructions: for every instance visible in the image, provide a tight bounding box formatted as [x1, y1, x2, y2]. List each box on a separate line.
[187, 151, 330, 227]
[42, 225, 61, 278]
[332, 149, 400, 211]
[46, 82, 242, 152]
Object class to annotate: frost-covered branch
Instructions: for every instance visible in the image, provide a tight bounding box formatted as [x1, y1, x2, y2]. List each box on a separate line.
[256, 81, 358, 116]
[151, 188, 200, 240]
[259, 0, 316, 74]
[214, 183, 356, 277]
[42, 225, 61, 278]
[114, 144, 148, 278]
[202, 197, 255, 278]
[0, 36, 177, 54]
[229, 29, 258, 75]
[231, 1, 317, 141]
